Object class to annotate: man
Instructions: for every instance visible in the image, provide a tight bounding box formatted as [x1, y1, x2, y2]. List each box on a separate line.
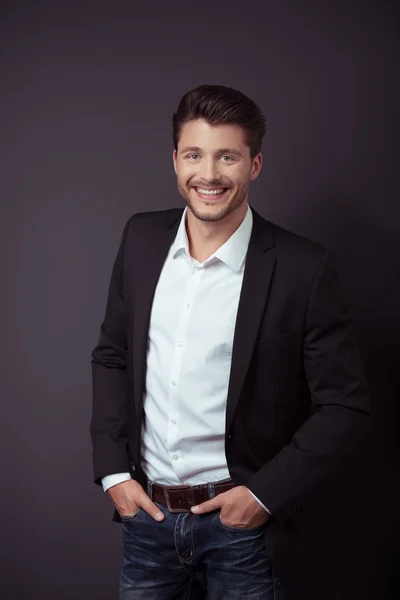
[90, 84, 371, 599]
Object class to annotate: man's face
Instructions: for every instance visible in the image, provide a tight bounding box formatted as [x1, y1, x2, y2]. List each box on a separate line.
[173, 119, 262, 223]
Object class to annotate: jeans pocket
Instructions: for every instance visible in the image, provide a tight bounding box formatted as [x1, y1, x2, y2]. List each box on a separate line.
[218, 513, 266, 533]
[120, 507, 142, 522]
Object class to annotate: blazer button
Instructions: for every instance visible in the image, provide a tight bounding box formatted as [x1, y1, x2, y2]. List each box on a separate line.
[130, 462, 136, 471]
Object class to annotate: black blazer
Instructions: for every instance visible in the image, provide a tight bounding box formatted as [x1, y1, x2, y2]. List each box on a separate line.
[90, 205, 371, 582]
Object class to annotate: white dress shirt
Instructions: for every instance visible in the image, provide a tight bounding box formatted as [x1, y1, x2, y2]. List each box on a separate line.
[102, 203, 270, 514]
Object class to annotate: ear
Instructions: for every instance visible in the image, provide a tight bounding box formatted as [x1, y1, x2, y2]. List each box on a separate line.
[172, 149, 178, 174]
[250, 152, 262, 181]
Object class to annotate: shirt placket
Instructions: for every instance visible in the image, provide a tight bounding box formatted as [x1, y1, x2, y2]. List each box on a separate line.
[167, 259, 204, 478]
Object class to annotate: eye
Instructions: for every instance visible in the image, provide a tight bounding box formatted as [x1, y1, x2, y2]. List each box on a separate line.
[220, 155, 234, 162]
[187, 153, 199, 160]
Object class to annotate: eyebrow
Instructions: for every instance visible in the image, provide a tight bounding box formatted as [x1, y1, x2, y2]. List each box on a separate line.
[179, 146, 243, 157]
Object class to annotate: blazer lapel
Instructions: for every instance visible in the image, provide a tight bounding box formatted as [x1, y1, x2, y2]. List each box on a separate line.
[225, 209, 276, 434]
[132, 211, 182, 426]
[131, 206, 276, 438]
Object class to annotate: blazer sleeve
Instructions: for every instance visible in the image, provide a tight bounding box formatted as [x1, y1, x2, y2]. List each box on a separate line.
[247, 249, 372, 523]
[90, 216, 133, 486]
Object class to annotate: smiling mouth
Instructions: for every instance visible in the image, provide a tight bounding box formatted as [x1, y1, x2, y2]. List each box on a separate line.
[193, 186, 229, 198]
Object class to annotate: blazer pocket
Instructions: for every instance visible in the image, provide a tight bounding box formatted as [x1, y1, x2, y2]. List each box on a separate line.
[255, 329, 298, 352]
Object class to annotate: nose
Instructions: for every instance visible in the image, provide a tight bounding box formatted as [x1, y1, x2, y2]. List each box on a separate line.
[200, 156, 219, 183]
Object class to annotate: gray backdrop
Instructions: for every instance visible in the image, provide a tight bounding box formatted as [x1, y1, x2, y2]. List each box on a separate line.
[1, 1, 398, 599]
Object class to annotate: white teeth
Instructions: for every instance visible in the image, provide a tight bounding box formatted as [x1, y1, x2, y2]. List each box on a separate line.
[196, 187, 225, 195]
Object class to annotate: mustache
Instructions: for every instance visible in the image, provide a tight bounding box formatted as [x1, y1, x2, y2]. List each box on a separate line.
[191, 182, 230, 188]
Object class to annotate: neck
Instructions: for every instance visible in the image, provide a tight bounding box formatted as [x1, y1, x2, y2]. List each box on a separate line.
[185, 202, 248, 262]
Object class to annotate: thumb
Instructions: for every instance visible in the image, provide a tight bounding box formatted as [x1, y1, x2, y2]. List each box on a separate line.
[191, 494, 223, 514]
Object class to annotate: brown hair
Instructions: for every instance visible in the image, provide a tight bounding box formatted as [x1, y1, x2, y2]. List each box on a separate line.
[172, 84, 266, 158]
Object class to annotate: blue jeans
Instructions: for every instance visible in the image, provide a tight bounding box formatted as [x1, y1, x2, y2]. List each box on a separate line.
[119, 483, 283, 599]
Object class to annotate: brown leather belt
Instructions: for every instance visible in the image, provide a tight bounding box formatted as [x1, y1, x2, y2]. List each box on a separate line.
[147, 477, 237, 513]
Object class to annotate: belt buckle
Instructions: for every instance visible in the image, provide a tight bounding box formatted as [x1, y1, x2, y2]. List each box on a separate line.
[164, 485, 195, 513]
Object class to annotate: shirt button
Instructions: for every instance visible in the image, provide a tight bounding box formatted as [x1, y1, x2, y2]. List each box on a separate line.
[186, 303, 190, 309]
[177, 341, 183, 347]
[171, 419, 176, 425]
[171, 380, 176, 386]
[173, 454, 179, 460]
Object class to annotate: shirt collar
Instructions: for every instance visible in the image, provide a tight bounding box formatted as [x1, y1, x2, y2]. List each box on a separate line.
[170, 203, 253, 272]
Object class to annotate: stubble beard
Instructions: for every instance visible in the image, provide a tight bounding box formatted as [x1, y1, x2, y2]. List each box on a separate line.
[177, 180, 249, 223]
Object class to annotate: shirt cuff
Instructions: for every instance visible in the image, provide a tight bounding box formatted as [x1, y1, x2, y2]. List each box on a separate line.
[101, 472, 132, 492]
[247, 488, 271, 514]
